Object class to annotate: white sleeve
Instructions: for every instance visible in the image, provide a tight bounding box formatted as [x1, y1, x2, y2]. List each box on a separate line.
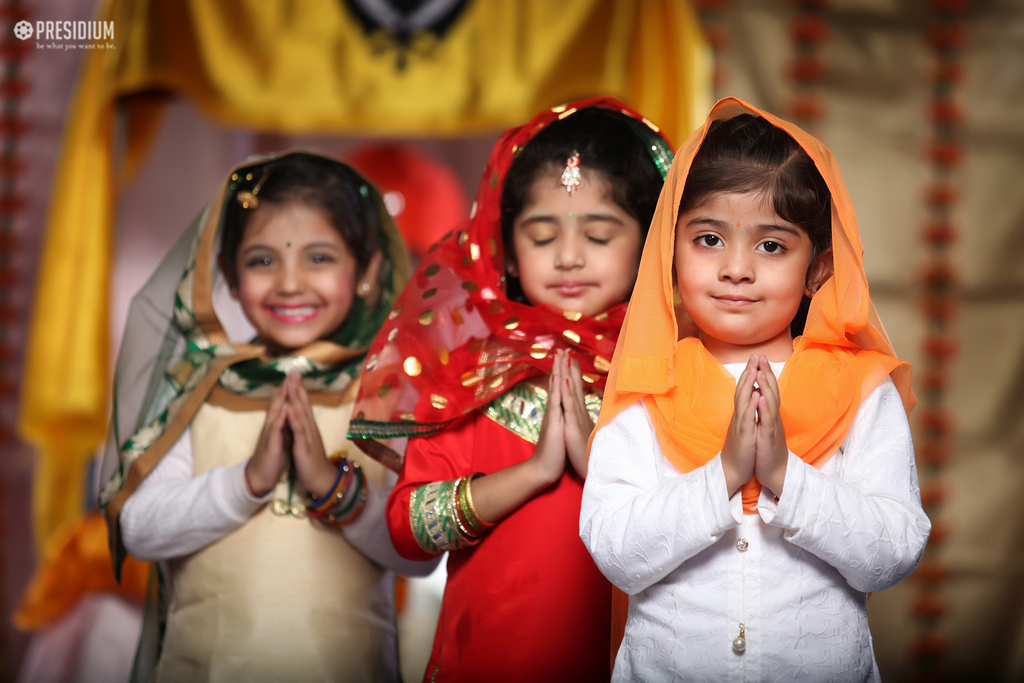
[757, 376, 931, 592]
[337, 469, 441, 577]
[119, 427, 271, 561]
[580, 401, 742, 595]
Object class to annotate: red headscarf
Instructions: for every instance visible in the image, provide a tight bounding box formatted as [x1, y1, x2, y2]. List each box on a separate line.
[349, 97, 674, 470]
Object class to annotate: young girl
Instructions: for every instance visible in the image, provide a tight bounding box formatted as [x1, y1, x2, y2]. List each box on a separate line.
[580, 98, 931, 681]
[98, 152, 435, 683]
[347, 98, 673, 682]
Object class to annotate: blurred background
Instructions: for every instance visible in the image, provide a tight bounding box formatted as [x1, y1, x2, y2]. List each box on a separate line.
[0, 0, 1021, 681]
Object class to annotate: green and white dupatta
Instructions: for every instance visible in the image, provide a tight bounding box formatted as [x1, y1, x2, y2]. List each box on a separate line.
[99, 152, 408, 576]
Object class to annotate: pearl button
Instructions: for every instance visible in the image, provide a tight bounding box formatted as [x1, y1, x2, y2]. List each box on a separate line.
[733, 623, 747, 653]
[736, 538, 749, 551]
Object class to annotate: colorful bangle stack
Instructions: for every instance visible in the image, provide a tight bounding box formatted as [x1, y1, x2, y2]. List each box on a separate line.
[307, 456, 368, 528]
[454, 472, 495, 538]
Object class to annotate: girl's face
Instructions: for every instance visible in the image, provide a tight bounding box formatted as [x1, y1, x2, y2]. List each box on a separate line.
[674, 191, 826, 364]
[232, 202, 363, 354]
[509, 169, 643, 318]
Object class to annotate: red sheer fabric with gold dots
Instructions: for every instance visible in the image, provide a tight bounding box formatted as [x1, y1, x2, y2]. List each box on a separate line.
[348, 97, 673, 470]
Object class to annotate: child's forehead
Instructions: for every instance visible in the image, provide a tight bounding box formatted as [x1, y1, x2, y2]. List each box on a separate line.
[675, 189, 779, 225]
[238, 201, 343, 243]
[525, 165, 613, 196]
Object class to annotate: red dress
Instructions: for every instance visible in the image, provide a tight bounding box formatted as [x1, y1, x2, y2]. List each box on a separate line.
[387, 412, 612, 682]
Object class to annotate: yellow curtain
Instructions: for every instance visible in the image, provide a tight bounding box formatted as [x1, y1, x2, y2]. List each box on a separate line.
[19, 0, 710, 551]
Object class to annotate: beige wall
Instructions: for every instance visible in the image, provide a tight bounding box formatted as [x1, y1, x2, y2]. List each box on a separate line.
[716, 1, 1024, 680]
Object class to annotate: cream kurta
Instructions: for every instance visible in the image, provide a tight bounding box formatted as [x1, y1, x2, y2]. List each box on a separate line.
[154, 401, 394, 683]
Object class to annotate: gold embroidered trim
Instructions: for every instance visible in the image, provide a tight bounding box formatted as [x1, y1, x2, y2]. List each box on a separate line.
[481, 382, 602, 444]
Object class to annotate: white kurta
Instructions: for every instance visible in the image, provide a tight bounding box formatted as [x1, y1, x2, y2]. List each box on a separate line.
[581, 363, 931, 683]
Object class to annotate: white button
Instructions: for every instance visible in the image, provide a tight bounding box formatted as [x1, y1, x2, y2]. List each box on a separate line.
[736, 538, 749, 551]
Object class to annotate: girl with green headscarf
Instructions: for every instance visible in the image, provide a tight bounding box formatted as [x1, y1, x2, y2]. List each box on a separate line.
[100, 152, 436, 683]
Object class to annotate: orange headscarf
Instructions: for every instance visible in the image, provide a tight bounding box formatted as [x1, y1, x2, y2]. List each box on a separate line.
[591, 97, 915, 514]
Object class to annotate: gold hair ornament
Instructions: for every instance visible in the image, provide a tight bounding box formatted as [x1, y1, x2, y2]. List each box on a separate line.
[236, 167, 271, 209]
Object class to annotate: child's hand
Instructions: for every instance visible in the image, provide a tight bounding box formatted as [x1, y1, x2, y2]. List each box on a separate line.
[752, 356, 788, 497]
[283, 373, 339, 499]
[530, 350, 570, 487]
[560, 351, 594, 478]
[721, 355, 758, 497]
[245, 379, 291, 497]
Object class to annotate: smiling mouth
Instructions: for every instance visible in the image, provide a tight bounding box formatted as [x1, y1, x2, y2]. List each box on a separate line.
[267, 305, 320, 322]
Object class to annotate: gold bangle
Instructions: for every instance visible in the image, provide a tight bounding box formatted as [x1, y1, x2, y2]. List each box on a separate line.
[465, 472, 495, 530]
[456, 476, 479, 535]
[450, 477, 479, 543]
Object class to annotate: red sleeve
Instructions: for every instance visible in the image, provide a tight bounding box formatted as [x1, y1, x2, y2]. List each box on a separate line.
[386, 415, 477, 561]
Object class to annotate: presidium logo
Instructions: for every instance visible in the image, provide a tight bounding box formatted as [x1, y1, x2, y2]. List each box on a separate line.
[13, 19, 114, 49]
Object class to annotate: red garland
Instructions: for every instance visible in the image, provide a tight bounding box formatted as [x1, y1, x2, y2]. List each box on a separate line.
[925, 182, 959, 208]
[934, 59, 965, 84]
[787, 0, 829, 129]
[790, 15, 830, 43]
[0, 0, 29, 674]
[917, 441, 951, 466]
[922, 219, 957, 246]
[790, 55, 827, 82]
[695, 0, 732, 95]
[912, 1, 966, 678]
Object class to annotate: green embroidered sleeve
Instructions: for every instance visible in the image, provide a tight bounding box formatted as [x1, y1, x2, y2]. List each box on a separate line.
[409, 480, 479, 554]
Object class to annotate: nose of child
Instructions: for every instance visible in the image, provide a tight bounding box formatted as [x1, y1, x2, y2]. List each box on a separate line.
[555, 235, 584, 270]
[720, 247, 754, 282]
[276, 262, 302, 293]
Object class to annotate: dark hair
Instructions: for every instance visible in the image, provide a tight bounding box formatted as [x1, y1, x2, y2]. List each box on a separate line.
[679, 114, 832, 336]
[499, 108, 666, 304]
[219, 153, 382, 288]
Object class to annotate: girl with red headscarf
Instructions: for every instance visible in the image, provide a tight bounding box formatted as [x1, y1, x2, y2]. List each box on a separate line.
[581, 98, 931, 681]
[348, 98, 673, 682]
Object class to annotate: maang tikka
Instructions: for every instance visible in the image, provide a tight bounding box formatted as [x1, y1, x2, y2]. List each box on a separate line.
[561, 151, 581, 196]
[236, 167, 271, 209]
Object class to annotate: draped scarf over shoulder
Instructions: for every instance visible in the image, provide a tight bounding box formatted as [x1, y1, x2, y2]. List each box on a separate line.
[591, 98, 915, 513]
[348, 98, 674, 471]
[99, 152, 408, 575]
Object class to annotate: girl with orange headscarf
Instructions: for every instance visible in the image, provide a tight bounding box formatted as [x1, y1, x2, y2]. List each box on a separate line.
[580, 98, 931, 681]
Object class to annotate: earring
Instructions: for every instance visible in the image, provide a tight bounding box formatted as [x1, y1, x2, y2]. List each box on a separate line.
[360, 282, 371, 294]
